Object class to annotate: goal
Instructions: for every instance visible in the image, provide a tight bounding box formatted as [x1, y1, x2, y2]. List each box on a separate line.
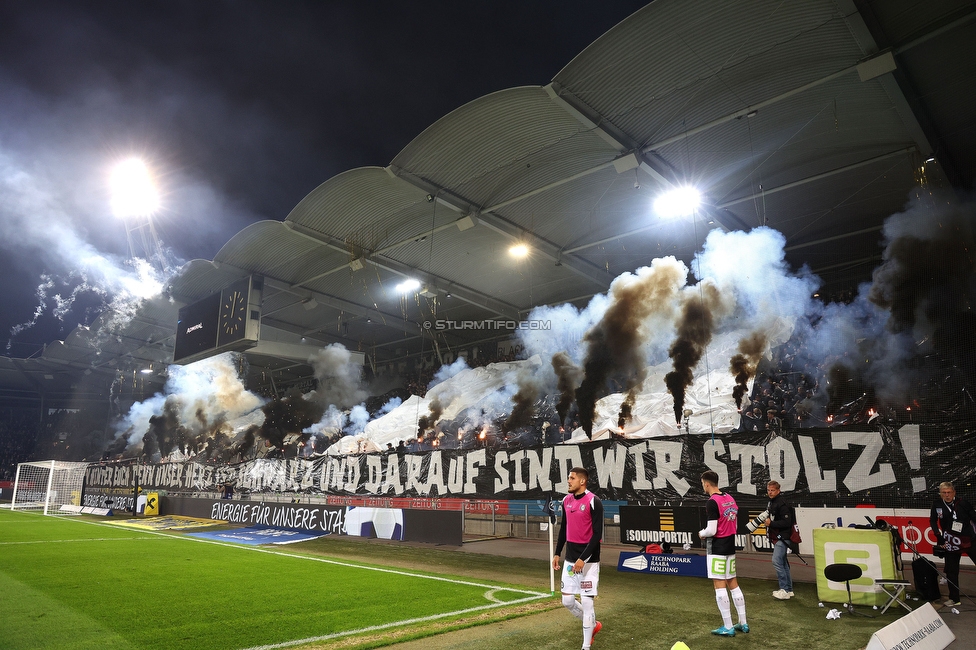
[11, 460, 89, 515]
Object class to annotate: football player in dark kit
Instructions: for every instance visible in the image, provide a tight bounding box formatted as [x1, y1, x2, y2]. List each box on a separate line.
[930, 481, 976, 606]
[552, 467, 604, 649]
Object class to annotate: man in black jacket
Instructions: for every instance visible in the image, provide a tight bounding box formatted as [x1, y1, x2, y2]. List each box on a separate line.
[930, 481, 976, 606]
[766, 481, 794, 600]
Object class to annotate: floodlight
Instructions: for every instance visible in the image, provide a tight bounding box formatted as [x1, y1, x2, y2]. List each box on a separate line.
[654, 186, 700, 219]
[509, 243, 529, 258]
[396, 278, 421, 294]
[110, 158, 160, 218]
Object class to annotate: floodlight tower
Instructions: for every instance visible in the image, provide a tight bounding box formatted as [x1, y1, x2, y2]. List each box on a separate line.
[110, 158, 164, 269]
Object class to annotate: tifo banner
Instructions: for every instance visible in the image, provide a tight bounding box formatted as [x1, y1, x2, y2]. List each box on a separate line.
[84, 425, 974, 507]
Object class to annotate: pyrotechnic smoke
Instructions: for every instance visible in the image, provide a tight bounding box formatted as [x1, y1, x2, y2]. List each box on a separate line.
[428, 357, 468, 389]
[503, 368, 541, 432]
[551, 351, 582, 426]
[304, 404, 347, 453]
[258, 393, 322, 452]
[782, 196, 976, 406]
[344, 404, 370, 436]
[145, 398, 185, 460]
[869, 197, 976, 336]
[110, 353, 264, 457]
[575, 257, 688, 436]
[308, 344, 367, 408]
[730, 332, 767, 407]
[664, 281, 730, 423]
[418, 397, 444, 437]
[376, 396, 402, 415]
[518, 299, 609, 365]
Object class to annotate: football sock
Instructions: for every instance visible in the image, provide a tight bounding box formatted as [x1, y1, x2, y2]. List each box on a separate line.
[581, 595, 596, 647]
[730, 586, 747, 625]
[715, 589, 733, 628]
[562, 594, 583, 620]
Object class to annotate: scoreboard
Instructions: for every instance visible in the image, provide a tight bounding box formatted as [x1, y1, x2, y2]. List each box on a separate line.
[173, 276, 263, 364]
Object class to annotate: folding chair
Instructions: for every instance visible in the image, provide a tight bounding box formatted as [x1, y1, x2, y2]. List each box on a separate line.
[875, 579, 914, 614]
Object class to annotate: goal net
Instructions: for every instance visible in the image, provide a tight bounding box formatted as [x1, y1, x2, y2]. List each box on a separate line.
[11, 460, 89, 515]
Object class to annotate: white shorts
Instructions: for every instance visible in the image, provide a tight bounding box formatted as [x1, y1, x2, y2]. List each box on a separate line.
[706, 554, 736, 580]
[561, 561, 600, 596]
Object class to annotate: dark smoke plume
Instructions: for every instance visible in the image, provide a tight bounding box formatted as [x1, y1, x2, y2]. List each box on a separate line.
[418, 397, 444, 437]
[665, 282, 724, 423]
[503, 377, 540, 433]
[729, 331, 767, 408]
[618, 393, 635, 430]
[551, 352, 582, 426]
[869, 200, 976, 335]
[575, 259, 686, 436]
[258, 393, 322, 453]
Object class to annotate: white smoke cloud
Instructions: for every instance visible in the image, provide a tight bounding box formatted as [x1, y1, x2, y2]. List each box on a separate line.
[308, 343, 367, 408]
[377, 396, 402, 415]
[518, 294, 611, 366]
[344, 404, 370, 436]
[113, 352, 264, 448]
[0, 143, 184, 341]
[304, 404, 347, 437]
[428, 357, 468, 389]
[693, 226, 820, 334]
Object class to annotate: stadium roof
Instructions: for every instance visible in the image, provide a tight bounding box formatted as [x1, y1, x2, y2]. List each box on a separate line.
[4, 0, 974, 396]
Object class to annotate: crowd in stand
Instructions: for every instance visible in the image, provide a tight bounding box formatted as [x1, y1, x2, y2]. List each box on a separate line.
[0, 411, 40, 481]
[736, 341, 820, 432]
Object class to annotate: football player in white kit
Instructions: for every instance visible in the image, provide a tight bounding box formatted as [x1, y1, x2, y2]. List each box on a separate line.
[552, 467, 604, 649]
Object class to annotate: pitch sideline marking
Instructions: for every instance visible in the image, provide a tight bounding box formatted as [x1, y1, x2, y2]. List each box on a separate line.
[61, 516, 552, 648]
[238, 594, 549, 650]
[67, 516, 549, 596]
[11, 513, 553, 648]
[65, 519, 549, 602]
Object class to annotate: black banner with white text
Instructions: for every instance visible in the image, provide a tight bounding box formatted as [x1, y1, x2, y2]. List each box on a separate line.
[83, 424, 975, 508]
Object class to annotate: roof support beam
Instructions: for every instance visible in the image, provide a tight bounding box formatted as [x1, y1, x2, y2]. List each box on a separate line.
[847, 1, 976, 189]
[716, 147, 917, 209]
[282, 220, 520, 319]
[387, 166, 611, 288]
[785, 225, 884, 252]
[361, 256, 522, 320]
[545, 81, 745, 233]
[263, 276, 423, 337]
[638, 63, 861, 156]
[836, 0, 934, 158]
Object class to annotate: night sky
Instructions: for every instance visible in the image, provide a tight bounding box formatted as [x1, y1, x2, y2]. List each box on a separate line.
[0, 0, 649, 357]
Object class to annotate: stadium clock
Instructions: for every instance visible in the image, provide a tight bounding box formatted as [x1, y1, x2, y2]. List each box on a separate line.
[217, 277, 251, 347]
[220, 289, 247, 337]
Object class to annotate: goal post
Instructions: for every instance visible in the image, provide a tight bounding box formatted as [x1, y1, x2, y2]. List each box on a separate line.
[11, 460, 89, 515]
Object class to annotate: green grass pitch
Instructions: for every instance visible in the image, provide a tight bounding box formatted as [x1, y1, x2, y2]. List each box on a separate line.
[1, 507, 921, 650]
[0, 508, 547, 649]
